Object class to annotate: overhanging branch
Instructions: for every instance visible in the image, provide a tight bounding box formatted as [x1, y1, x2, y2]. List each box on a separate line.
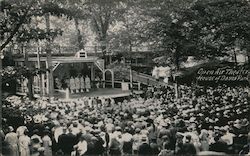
[0, 1, 34, 52]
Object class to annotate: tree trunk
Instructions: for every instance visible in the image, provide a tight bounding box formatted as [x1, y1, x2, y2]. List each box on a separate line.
[74, 18, 84, 50]
[101, 41, 107, 69]
[174, 48, 180, 71]
[45, 13, 54, 99]
[233, 49, 237, 67]
[37, 46, 43, 97]
[24, 43, 34, 99]
[248, 52, 250, 68]
[0, 52, 3, 128]
[173, 44, 180, 99]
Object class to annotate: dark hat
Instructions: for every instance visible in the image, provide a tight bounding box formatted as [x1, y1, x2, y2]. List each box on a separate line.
[33, 129, 39, 134]
[241, 118, 249, 127]
[186, 135, 192, 141]
[43, 129, 50, 134]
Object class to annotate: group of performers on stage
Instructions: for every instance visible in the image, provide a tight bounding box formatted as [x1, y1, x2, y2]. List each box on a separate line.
[69, 75, 91, 93]
[55, 75, 102, 94]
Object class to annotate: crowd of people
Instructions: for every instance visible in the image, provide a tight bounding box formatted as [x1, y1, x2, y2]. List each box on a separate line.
[1, 84, 250, 156]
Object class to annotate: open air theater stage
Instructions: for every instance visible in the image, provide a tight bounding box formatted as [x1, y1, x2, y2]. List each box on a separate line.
[53, 88, 143, 99]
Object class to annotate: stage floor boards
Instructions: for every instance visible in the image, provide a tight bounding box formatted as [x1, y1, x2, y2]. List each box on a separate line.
[53, 88, 143, 99]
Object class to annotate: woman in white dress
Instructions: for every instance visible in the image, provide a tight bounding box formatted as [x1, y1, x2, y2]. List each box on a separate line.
[69, 76, 76, 93]
[85, 75, 91, 92]
[5, 126, 19, 156]
[19, 130, 31, 156]
[42, 130, 52, 156]
[80, 76, 85, 92]
[75, 76, 81, 93]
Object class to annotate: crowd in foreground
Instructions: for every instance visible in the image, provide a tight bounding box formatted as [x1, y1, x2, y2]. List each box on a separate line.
[1, 84, 250, 156]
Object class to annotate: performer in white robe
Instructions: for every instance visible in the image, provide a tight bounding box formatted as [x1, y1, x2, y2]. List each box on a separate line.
[80, 76, 85, 92]
[69, 77, 75, 93]
[23, 78, 28, 93]
[95, 76, 100, 89]
[85, 75, 91, 92]
[75, 76, 81, 93]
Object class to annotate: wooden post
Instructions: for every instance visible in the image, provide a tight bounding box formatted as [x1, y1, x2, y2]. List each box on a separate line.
[91, 63, 94, 81]
[45, 12, 54, 99]
[24, 43, 34, 99]
[37, 46, 43, 96]
[65, 88, 69, 100]
[46, 61, 49, 95]
[109, 54, 112, 65]
[111, 70, 114, 88]
[103, 71, 105, 88]
[138, 82, 141, 90]
[41, 73, 45, 95]
[0, 50, 3, 128]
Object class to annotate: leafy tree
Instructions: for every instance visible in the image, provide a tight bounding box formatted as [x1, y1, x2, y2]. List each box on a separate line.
[153, 0, 250, 69]
[0, 0, 73, 99]
[107, 2, 156, 53]
[83, 0, 127, 68]
[59, 0, 89, 50]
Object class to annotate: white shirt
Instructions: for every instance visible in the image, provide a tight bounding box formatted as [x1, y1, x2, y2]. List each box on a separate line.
[54, 127, 64, 143]
[122, 133, 133, 142]
[221, 132, 235, 145]
[77, 140, 87, 155]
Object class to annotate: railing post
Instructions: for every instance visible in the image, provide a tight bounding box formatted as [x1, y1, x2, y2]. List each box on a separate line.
[138, 82, 141, 90]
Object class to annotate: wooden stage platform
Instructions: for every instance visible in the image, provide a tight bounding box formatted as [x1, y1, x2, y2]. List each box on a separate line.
[53, 88, 143, 99]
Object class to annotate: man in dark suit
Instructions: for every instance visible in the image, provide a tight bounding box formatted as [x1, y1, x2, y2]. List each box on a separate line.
[138, 136, 151, 155]
[179, 135, 197, 156]
[66, 128, 78, 154]
[58, 128, 69, 155]
[209, 136, 228, 153]
[58, 128, 77, 155]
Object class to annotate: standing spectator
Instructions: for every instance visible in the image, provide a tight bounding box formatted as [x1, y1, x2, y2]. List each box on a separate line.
[199, 129, 209, 151]
[121, 127, 133, 154]
[67, 128, 78, 153]
[209, 136, 228, 153]
[148, 122, 158, 144]
[58, 127, 69, 155]
[158, 122, 170, 148]
[94, 133, 105, 155]
[30, 130, 43, 156]
[42, 130, 52, 156]
[150, 138, 160, 155]
[85, 136, 97, 155]
[75, 135, 88, 156]
[138, 135, 151, 155]
[19, 129, 31, 156]
[132, 128, 141, 154]
[158, 140, 174, 156]
[109, 137, 122, 155]
[179, 135, 197, 155]
[4, 126, 19, 156]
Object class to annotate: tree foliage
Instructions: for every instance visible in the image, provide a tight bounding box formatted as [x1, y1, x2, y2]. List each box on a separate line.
[1, 66, 46, 83]
[152, 0, 250, 68]
[0, 0, 71, 51]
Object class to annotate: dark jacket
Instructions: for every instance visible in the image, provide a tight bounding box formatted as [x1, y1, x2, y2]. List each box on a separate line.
[138, 143, 151, 155]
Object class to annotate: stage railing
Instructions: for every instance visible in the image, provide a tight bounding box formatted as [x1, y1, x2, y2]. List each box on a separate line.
[104, 80, 142, 90]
